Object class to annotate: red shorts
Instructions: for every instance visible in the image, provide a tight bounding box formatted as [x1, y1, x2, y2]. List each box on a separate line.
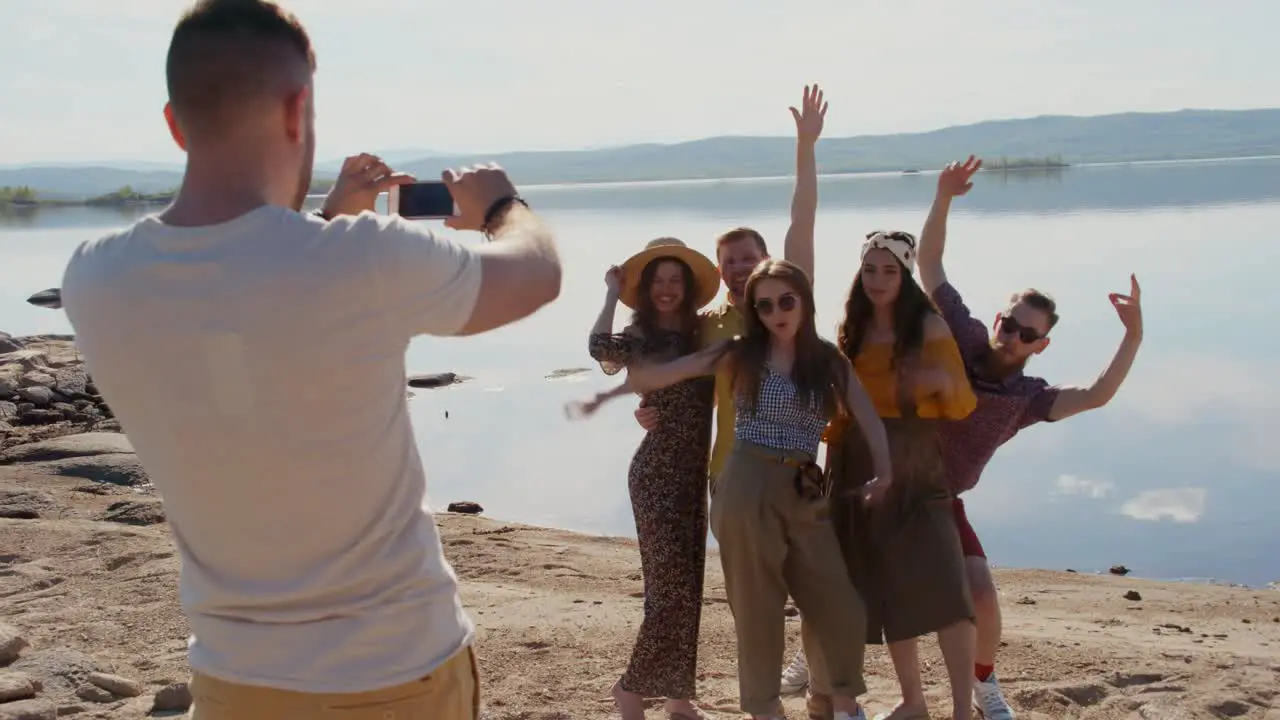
[952, 497, 987, 559]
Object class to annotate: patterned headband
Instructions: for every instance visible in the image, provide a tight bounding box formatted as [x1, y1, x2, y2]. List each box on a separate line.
[860, 231, 917, 273]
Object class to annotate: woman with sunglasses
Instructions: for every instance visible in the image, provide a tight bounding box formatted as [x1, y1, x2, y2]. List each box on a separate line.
[585, 237, 721, 720]
[798, 230, 979, 720]
[572, 258, 893, 720]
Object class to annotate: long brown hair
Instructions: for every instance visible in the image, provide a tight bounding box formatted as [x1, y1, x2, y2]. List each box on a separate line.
[727, 259, 847, 416]
[631, 254, 701, 353]
[837, 252, 940, 365]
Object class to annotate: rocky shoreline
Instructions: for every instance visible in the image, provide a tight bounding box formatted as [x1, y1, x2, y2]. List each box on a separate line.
[0, 333, 119, 455]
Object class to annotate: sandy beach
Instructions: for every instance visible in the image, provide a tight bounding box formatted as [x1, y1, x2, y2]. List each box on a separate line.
[2, 461, 1278, 719]
[2, 334, 1278, 718]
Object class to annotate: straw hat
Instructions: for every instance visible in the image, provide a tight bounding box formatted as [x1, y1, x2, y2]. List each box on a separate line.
[618, 237, 720, 311]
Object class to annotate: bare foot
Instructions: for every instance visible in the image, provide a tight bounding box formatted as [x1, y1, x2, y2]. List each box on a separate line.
[871, 702, 931, 720]
[611, 680, 646, 720]
[664, 698, 712, 718]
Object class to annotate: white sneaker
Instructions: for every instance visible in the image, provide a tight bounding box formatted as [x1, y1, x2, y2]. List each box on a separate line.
[780, 647, 810, 695]
[974, 673, 1016, 719]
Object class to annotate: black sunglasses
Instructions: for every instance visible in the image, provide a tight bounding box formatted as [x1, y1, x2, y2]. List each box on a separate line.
[999, 316, 1044, 344]
[866, 230, 917, 248]
[755, 293, 798, 316]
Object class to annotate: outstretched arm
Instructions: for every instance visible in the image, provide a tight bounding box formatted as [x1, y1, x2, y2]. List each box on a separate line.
[783, 84, 827, 281]
[1048, 275, 1144, 421]
[568, 341, 733, 420]
[629, 340, 731, 394]
[918, 155, 982, 294]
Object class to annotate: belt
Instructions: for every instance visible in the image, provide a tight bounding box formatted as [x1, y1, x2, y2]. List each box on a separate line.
[741, 444, 827, 501]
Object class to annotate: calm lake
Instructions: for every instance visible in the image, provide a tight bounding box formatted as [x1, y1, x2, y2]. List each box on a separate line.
[2, 158, 1278, 587]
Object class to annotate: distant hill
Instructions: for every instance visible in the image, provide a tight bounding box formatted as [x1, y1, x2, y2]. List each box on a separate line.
[4, 108, 1279, 199]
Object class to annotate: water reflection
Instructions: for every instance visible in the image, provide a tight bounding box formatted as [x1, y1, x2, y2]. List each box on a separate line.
[518, 158, 1280, 217]
[2, 159, 1279, 586]
[5, 159, 1279, 232]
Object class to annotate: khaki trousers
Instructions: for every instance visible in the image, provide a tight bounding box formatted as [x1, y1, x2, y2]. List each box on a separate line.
[189, 645, 480, 720]
[710, 441, 868, 716]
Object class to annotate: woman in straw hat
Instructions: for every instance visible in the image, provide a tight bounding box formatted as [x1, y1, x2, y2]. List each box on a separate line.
[585, 237, 721, 720]
[574, 259, 894, 720]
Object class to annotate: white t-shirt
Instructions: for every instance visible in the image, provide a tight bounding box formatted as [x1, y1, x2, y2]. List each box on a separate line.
[61, 205, 482, 693]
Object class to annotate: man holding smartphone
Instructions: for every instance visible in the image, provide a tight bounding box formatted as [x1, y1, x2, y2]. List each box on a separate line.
[59, 2, 560, 719]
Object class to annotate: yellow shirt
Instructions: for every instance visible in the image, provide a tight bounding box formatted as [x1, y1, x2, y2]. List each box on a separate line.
[825, 336, 978, 440]
[699, 297, 745, 479]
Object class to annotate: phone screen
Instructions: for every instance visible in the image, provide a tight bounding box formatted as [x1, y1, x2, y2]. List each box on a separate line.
[396, 182, 454, 218]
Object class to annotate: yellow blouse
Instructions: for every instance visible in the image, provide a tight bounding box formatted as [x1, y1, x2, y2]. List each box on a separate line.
[824, 336, 977, 441]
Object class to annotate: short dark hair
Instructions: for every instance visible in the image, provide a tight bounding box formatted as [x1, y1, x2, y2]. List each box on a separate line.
[715, 227, 768, 260]
[166, 0, 316, 137]
[1012, 288, 1060, 330]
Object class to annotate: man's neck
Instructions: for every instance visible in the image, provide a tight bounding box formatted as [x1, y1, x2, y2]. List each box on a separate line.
[976, 348, 1028, 383]
[161, 153, 282, 228]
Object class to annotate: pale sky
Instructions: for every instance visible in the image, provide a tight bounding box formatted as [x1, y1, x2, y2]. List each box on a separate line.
[1, 0, 1276, 165]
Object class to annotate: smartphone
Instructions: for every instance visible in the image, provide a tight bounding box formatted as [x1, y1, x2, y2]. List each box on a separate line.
[388, 181, 457, 219]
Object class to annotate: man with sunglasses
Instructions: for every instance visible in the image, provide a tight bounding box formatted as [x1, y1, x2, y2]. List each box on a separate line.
[916, 156, 1143, 719]
[780, 159, 1142, 718]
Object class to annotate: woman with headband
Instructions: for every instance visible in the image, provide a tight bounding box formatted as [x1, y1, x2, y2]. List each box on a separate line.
[798, 230, 979, 720]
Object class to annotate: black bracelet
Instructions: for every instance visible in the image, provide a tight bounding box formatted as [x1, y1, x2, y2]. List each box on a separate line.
[311, 207, 332, 221]
[481, 195, 529, 234]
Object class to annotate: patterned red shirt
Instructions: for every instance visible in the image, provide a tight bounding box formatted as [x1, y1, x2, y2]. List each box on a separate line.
[932, 282, 1061, 495]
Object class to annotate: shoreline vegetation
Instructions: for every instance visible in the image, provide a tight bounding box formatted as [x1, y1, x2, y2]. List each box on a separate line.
[0, 183, 328, 210]
[979, 154, 1069, 171]
[0, 185, 179, 209]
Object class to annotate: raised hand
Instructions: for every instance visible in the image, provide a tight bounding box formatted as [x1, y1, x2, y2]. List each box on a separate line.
[441, 162, 520, 232]
[604, 265, 625, 296]
[937, 155, 983, 198]
[790, 84, 828, 145]
[321, 153, 415, 217]
[1109, 274, 1143, 336]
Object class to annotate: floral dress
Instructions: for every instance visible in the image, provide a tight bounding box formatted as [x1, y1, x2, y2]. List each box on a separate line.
[589, 327, 715, 699]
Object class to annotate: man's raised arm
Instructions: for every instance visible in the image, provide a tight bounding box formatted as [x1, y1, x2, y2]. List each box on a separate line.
[456, 207, 560, 336]
[367, 163, 561, 340]
[1047, 275, 1144, 421]
[783, 84, 827, 281]
[918, 155, 981, 294]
